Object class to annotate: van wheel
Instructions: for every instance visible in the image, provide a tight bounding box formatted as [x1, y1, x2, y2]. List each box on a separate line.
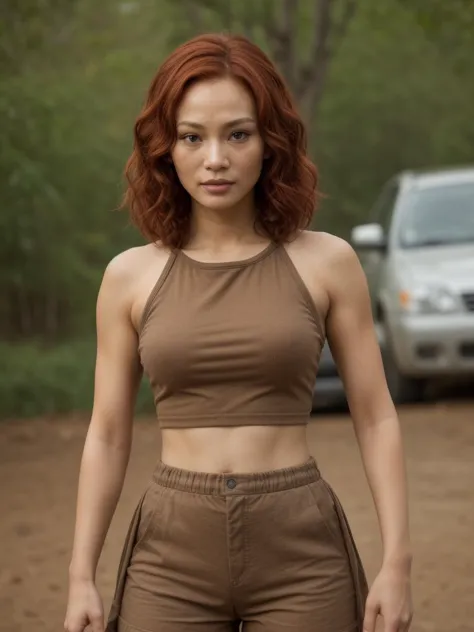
[382, 332, 425, 404]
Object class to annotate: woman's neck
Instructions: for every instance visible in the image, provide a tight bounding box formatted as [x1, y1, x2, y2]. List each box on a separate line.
[188, 201, 263, 251]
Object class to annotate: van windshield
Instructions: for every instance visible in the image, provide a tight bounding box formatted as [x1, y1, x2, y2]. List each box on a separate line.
[398, 181, 474, 248]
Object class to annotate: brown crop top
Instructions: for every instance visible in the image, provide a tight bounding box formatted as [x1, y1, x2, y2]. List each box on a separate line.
[138, 242, 326, 428]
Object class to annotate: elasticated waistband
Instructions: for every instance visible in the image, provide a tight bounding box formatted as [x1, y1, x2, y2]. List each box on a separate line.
[152, 457, 321, 496]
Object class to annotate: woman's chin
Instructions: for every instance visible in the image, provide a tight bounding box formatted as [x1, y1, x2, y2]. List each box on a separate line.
[194, 193, 244, 212]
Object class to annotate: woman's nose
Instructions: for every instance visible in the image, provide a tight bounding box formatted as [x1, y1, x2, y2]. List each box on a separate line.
[203, 141, 230, 170]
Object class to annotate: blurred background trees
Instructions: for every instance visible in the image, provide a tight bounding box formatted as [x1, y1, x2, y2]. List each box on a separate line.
[1, 0, 473, 416]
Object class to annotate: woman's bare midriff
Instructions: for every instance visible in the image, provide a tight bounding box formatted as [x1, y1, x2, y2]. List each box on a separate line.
[160, 424, 311, 473]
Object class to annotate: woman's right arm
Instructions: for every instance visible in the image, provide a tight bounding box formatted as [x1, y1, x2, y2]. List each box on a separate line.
[65, 254, 143, 631]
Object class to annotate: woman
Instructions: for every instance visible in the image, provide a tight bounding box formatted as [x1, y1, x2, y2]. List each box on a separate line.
[65, 33, 413, 632]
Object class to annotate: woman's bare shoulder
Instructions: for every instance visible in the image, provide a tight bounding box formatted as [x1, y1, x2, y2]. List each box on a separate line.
[288, 230, 357, 266]
[103, 242, 172, 289]
[97, 243, 173, 331]
[294, 229, 351, 251]
[287, 231, 364, 300]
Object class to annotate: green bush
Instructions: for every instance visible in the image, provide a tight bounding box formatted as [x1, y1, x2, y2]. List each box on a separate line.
[0, 340, 154, 420]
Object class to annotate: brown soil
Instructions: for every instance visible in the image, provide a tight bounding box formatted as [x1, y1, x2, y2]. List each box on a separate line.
[1, 400, 473, 632]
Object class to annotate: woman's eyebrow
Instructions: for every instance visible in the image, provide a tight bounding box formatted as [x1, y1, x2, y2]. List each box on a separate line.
[177, 117, 256, 129]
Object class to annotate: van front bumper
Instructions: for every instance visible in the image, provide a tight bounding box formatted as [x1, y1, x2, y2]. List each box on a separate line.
[390, 313, 474, 377]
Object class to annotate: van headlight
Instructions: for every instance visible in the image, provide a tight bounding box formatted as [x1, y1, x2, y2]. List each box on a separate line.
[399, 286, 463, 314]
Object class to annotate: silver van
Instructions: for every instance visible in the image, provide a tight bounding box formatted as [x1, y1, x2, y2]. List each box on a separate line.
[351, 167, 474, 403]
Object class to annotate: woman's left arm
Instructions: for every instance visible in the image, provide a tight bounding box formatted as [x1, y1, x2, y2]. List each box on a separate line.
[324, 238, 413, 632]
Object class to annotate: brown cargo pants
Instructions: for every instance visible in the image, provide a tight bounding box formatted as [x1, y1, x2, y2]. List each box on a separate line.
[106, 458, 368, 631]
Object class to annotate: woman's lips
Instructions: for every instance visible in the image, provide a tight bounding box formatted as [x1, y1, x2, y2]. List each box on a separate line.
[201, 182, 234, 194]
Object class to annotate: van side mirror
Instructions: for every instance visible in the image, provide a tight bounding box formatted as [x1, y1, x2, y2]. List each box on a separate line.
[351, 223, 387, 251]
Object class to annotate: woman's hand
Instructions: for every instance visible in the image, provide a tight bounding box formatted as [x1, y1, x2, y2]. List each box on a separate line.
[64, 578, 104, 632]
[363, 564, 413, 632]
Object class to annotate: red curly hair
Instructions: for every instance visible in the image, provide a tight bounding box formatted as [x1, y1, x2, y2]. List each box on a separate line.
[125, 33, 319, 248]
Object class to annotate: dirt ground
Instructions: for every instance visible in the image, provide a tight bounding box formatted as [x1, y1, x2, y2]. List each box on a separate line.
[1, 399, 473, 632]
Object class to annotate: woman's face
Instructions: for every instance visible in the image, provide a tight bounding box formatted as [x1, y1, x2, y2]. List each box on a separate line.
[171, 76, 265, 213]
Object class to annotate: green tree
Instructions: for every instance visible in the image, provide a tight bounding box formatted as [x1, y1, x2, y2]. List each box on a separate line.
[174, 0, 360, 127]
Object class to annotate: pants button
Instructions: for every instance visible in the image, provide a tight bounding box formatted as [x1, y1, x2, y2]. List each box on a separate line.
[226, 478, 237, 489]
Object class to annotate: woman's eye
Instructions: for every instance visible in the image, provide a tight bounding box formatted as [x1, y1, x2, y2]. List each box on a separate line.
[183, 134, 200, 143]
[231, 131, 249, 141]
